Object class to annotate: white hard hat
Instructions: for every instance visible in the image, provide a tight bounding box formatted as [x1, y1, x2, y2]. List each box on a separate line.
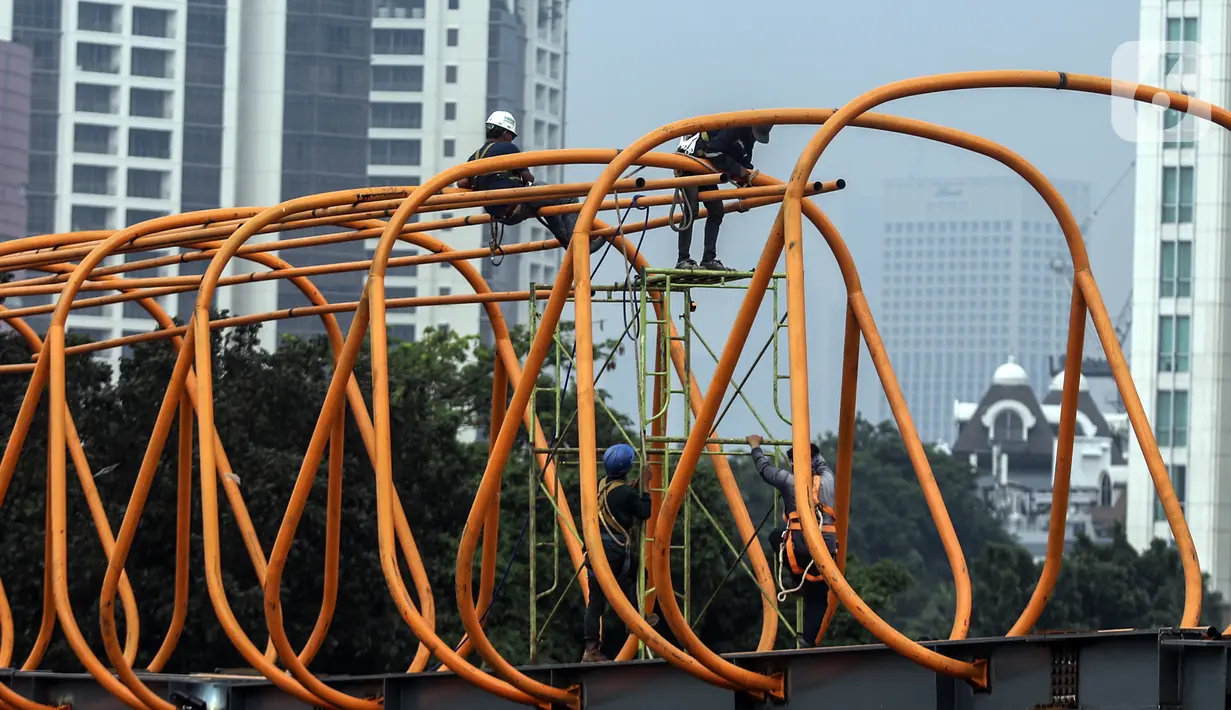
[486, 110, 517, 136]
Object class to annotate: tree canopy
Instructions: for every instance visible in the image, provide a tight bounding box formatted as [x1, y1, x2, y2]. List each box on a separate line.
[0, 325, 1219, 676]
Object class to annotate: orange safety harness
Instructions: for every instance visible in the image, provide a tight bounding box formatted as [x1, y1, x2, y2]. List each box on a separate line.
[780, 475, 837, 584]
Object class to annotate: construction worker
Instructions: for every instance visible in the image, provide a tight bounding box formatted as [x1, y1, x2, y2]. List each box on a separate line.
[582, 443, 655, 663]
[673, 124, 772, 271]
[745, 433, 838, 648]
[456, 110, 606, 254]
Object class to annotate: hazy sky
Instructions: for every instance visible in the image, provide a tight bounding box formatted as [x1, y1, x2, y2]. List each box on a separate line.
[557, 0, 1139, 443]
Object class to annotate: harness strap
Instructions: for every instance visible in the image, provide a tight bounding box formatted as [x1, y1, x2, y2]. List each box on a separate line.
[475, 141, 522, 183]
[782, 509, 836, 582]
[597, 478, 632, 548]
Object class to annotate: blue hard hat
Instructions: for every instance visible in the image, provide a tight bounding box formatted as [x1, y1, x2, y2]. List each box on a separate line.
[603, 444, 636, 479]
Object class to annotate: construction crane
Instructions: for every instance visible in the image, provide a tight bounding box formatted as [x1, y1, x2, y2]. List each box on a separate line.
[1046, 160, 1135, 411]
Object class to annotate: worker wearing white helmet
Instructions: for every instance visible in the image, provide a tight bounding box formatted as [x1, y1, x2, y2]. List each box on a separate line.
[456, 111, 606, 254]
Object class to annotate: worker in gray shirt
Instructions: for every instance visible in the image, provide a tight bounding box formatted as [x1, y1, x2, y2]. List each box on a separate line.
[746, 434, 839, 647]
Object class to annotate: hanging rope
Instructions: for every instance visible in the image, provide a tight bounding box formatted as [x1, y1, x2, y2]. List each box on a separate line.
[487, 221, 506, 267]
[776, 542, 815, 603]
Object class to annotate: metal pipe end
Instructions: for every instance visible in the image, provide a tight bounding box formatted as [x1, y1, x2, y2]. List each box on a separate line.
[634, 177, 646, 188]
[811, 181, 823, 192]
[836, 178, 847, 190]
[718, 173, 730, 183]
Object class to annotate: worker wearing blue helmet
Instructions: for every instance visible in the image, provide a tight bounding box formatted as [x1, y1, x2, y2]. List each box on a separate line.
[581, 443, 654, 663]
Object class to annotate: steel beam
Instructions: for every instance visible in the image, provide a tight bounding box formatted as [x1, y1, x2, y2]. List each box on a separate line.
[4, 629, 1226, 710]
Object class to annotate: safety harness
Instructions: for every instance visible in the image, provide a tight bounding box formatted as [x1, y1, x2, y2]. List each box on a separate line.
[779, 475, 837, 586]
[474, 141, 526, 186]
[473, 141, 530, 264]
[597, 477, 634, 549]
[596, 477, 636, 578]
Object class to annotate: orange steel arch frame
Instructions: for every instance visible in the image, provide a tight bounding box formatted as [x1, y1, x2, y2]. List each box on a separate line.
[0, 70, 1219, 709]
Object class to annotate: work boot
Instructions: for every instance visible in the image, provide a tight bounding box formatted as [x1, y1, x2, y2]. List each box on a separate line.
[589, 235, 608, 254]
[675, 258, 698, 270]
[581, 640, 608, 663]
[700, 258, 733, 271]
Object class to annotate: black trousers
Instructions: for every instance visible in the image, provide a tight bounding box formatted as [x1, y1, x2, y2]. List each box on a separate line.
[782, 530, 839, 647]
[583, 542, 637, 643]
[486, 184, 579, 247]
[674, 179, 724, 263]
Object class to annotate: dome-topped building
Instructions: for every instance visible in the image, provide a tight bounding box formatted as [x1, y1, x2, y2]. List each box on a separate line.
[992, 356, 1031, 387]
[952, 356, 1128, 560]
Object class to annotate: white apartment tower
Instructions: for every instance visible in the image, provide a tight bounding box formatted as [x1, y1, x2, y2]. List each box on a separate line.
[1125, 0, 1231, 595]
[0, 0, 569, 358]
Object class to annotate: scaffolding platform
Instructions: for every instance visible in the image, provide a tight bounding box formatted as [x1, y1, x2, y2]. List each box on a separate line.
[634, 267, 761, 288]
[5, 628, 1226, 709]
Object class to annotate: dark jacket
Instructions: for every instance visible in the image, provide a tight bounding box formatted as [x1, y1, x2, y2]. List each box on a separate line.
[696, 127, 757, 177]
[467, 140, 524, 191]
[602, 477, 652, 531]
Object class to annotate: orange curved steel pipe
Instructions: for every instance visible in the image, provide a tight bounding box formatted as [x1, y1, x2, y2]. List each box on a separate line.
[780, 71, 1219, 639]
[87, 229, 446, 705]
[0, 79, 1223, 705]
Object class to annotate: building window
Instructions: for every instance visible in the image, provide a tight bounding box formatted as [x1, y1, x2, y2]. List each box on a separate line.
[132, 7, 173, 38]
[1155, 390, 1189, 447]
[78, 2, 120, 32]
[1158, 314, 1191, 373]
[444, 102, 457, 120]
[372, 64, 424, 91]
[445, 64, 458, 83]
[446, 28, 459, 46]
[1153, 464, 1187, 523]
[1099, 472, 1112, 508]
[127, 169, 168, 199]
[126, 209, 167, 226]
[443, 138, 455, 157]
[374, 0, 425, 17]
[128, 128, 172, 159]
[1161, 166, 1195, 223]
[1163, 104, 1197, 148]
[990, 410, 1024, 443]
[73, 124, 115, 155]
[1164, 17, 1199, 76]
[71, 205, 113, 231]
[1159, 241, 1193, 298]
[387, 286, 418, 311]
[129, 88, 171, 118]
[369, 139, 422, 165]
[390, 325, 417, 342]
[73, 164, 115, 195]
[77, 83, 119, 114]
[448, 0, 459, 8]
[77, 42, 120, 73]
[131, 47, 173, 78]
[373, 29, 425, 55]
[371, 102, 423, 129]
[439, 286, 452, 296]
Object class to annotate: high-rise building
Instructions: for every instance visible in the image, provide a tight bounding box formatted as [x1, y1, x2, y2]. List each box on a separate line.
[0, 39, 32, 248]
[878, 177, 1091, 444]
[1124, 3, 1230, 594]
[0, 0, 568, 358]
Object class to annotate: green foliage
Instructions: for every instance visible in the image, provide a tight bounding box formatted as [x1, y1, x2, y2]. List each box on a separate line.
[0, 325, 1220, 679]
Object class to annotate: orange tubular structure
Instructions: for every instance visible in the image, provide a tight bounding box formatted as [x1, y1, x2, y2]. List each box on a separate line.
[0, 69, 1227, 709]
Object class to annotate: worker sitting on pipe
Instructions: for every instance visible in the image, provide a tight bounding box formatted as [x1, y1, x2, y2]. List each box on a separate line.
[582, 443, 658, 663]
[455, 110, 606, 255]
[673, 124, 772, 271]
[746, 433, 838, 648]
